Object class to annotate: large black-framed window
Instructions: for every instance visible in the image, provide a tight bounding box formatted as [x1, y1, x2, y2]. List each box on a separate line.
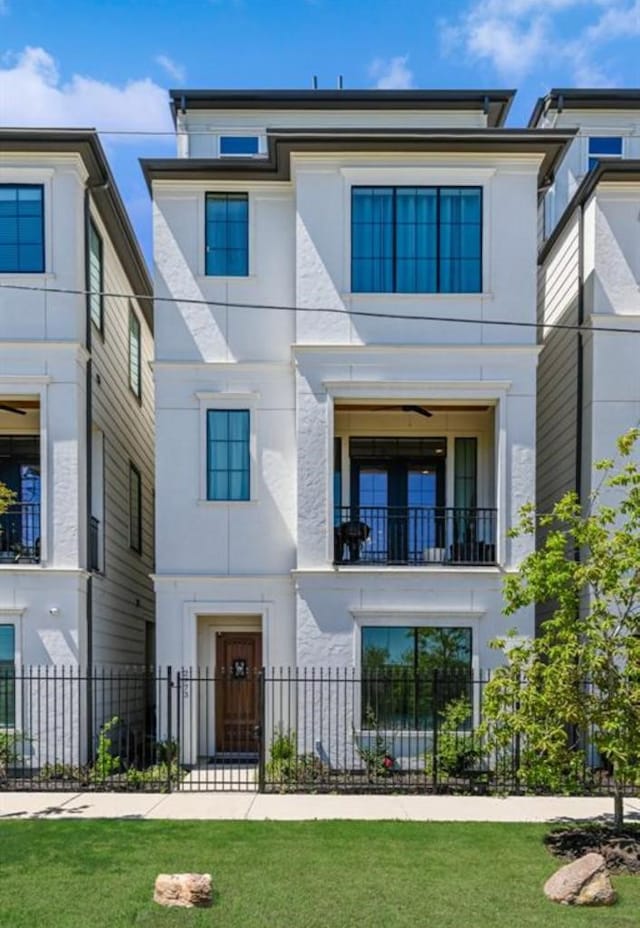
[205, 193, 248, 276]
[0, 184, 45, 274]
[88, 220, 104, 332]
[128, 306, 141, 400]
[0, 624, 16, 728]
[361, 626, 472, 729]
[206, 410, 250, 501]
[129, 462, 142, 554]
[351, 186, 482, 294]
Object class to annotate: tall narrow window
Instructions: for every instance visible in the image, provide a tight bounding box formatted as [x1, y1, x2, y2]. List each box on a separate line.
[129, 463, 142, 554]
[206, 410, 250, 501]
[0, 184, 44, 273]
[588, 137, 622, 172]
[0, 625, 15, 727]
[351, 186, 481, 294]
[88, 220, 104, 332]
[454, 438, 477, 511]
[205, 193, 248, 276]
[129, 307, 141, 399]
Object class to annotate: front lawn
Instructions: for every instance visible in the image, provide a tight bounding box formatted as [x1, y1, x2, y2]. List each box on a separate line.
[1, 820, 639, 927]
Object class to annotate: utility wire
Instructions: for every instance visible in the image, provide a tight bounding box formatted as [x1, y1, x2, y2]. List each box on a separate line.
[1, 281, 640, 336]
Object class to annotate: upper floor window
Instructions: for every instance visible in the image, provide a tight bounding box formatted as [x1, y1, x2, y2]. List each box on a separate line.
[0, 624, 15, 727]
[588, 137, 622, 172]
[88, 220, 104, 331]
[206, 409, 250, 501]
[352, 186, 482, 294]
[0, 184, 44, 274]
[205, 193, 248, 277]
[219, 136, 260, 156]
[128, 306, 141, 399]
[129, 462, 142, 554]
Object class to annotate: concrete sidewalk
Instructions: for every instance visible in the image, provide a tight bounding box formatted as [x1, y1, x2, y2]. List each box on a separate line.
[1, 791, 639, 823]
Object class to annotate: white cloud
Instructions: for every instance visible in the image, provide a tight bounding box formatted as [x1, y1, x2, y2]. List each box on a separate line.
[440, 0, 640, 84]
[155, 54, 186, 83]
[0, 46, 173, 137]
[369, 55, 414, 89]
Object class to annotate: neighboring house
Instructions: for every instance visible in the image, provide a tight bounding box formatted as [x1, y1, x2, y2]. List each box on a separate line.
[0, 129, 155, 700]
[532, 92, 640, 623]
[143, 89, 573, 760]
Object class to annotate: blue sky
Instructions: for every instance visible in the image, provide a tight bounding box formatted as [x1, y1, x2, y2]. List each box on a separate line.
[2, 0, 639, 261]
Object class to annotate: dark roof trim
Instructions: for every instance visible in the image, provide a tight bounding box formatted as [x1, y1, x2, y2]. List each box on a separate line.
[529, 88, 640, 127]
[141, 128, 575, 192]
[168, 89, 516, 128]
[0, 128, 153, 331]
[539, 160, 640, 264]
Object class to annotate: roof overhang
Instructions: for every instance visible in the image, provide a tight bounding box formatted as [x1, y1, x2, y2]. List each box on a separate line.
[529, 88, 640, 127]
[1, 128, 152, 331]
[539, 159, 640, 264]
[168, 89, 516, 128]
[141, 128, 575, 193]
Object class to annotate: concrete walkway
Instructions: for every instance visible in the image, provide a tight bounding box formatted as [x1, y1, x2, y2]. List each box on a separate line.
[1, 791, 639, 823]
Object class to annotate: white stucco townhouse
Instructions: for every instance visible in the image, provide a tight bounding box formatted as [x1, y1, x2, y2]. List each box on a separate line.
[143, 89, 574, 759]
[0, 130, 155, 760]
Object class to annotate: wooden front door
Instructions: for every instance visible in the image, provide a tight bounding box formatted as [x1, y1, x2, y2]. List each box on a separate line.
[215, 632, 262, 754]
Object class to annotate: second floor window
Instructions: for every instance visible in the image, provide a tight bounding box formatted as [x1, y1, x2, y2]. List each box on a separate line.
[88, 220, 104, 331]
[0, 184, 44, 274]
[206, 410, 250, 501]
[205, 193, 248, 276]
[588, 136, 622, 172]
[129, 307, 141, 399]
[129, 463, 142, 554]
[351, 186, 482, 294]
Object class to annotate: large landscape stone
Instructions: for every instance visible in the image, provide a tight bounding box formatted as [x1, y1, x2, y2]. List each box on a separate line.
[544, 853, 616, 906]
[153, 873, 212, 908]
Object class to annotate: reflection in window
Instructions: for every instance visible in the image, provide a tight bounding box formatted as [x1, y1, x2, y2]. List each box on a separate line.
[361, 626, 472, 729]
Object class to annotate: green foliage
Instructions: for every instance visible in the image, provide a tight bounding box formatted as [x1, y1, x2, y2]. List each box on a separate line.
[266, 728, 325, 788]
[0, 730, 25, 780]
[41, 763, 88, 784]
[124, 761, 184, 792]
[0, 481, 16, 518]
[483, 428, 640, 824]
[425, 697, 481, 779]
[89, 715, 122, 783]
[357, 708, 395, 781]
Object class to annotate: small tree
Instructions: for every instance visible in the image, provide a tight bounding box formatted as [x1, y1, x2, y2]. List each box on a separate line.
[483, 429, 640, 829]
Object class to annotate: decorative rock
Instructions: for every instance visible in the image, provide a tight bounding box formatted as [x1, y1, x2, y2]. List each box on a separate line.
[154, 873, 212, 908]
[544, 853, 616, 906]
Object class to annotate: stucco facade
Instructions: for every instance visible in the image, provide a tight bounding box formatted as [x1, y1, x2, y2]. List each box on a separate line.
[146, 87, 574, 739]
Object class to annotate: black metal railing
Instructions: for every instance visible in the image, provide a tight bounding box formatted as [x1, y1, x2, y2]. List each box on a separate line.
[0, 665, 632, 797]
[89, 516, 100, 571]
[334, 506, 497, 565]
[0, 502, 40, 563]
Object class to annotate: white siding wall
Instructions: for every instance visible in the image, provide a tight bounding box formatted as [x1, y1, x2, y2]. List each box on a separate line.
[89, 205, 155, 668]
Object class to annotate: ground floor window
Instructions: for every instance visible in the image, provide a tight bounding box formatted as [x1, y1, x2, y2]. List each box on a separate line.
[0, 624, 15, 727]
[361, 626, 472, 729]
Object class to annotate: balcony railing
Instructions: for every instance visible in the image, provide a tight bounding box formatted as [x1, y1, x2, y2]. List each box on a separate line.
[0, 502, 41, 563]
[334, 506, 497, 566]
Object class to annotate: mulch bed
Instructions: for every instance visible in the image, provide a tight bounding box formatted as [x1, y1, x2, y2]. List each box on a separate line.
[545, 825, 640, 875]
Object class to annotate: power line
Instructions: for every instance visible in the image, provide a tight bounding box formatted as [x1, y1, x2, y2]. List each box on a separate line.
[1, 281, 639, 336]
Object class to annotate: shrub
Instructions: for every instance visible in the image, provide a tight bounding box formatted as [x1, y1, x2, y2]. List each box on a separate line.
[425, 697, 481, 779]
[0, 730, 25, 781]
[357, 708, 396, 781]
[266, 728, 326, 788]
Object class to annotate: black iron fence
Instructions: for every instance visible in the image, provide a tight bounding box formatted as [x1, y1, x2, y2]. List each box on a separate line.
[0, 502, 40, 562]
[334, 506, 497, 565]
[0, 665, 630, 795]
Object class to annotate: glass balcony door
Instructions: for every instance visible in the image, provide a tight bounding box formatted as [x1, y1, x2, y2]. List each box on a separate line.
[351, 456, 445, 563]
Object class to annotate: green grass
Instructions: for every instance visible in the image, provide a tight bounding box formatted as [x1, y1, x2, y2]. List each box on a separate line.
[0, 820, 639, 927]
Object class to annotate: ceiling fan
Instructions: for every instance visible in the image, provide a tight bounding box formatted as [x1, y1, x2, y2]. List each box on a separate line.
[0, 404, 26, 416]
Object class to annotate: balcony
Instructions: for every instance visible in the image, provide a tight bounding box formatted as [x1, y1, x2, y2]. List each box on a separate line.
[0, 501, 41, 563]
[334, 506, 497, 566]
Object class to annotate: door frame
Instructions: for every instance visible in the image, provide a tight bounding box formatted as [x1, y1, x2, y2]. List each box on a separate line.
[185, 607, 267, 763]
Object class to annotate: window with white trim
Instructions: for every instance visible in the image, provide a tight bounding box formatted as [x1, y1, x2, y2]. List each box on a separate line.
[0, 625, 15, 727]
